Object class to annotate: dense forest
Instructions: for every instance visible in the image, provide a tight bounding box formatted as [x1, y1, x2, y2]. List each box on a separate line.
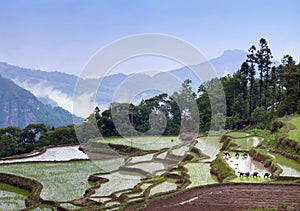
[1, 38, 300, 158]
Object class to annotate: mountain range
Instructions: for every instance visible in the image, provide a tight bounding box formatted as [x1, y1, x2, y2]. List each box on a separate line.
[0, 49, 248, 120]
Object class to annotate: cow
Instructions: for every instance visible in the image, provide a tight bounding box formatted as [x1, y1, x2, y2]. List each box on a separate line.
[235, 151, 239, 159]
[245, 172, 250, 177]
[252, 172, 259, 177]
[264, 173, 270, 178]
[242, 152, 248, 158]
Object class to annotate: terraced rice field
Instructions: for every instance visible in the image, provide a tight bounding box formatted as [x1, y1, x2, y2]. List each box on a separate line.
[0, 158, 124, 201]
[269, 152, 300, 177]
[0, 133, 299, 210]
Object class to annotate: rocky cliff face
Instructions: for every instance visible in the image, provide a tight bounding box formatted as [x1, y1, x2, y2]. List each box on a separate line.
[0, 75, 76, 128]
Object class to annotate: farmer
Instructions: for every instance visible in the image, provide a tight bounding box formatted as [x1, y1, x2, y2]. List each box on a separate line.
[237, 171, 244, 177]
[223, 151, 230, 158]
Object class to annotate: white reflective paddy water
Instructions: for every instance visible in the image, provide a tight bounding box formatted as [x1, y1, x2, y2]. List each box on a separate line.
[0, 146, 88, 163]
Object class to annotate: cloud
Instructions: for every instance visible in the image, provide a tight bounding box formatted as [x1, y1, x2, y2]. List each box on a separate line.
[73, 92, 96, 118]
[12, 78, 74, 114]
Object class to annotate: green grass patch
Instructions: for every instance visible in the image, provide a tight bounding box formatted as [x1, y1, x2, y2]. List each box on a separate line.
[210, 153, 237, 182]
[288, 117, 300, 143]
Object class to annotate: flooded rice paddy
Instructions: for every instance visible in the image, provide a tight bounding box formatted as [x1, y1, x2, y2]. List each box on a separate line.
[0, 145, 88, 164]
[269, 152, 300, 177]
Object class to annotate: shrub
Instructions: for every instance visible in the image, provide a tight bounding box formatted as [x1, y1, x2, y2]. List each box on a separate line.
[271, 120, 284, 132]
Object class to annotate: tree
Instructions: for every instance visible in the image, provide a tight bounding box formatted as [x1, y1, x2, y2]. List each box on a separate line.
[255, 38, 273, 108]
[196, 91, 211, 132]
[0, 126, 21, 143]
[172, 79, 198, 133]
[252, 106, 270, 128]
[239, 62, 249, 101]
[0, 134, 17, 157]
[277, 55, 300, 116]
[232, 93, 248, 120]
[20, 124, 48, 145]
[271, 66, 278, 105]
[246, 46, 256, 116]
[99, 108, 118, 136]
[49, 125, 78, 145]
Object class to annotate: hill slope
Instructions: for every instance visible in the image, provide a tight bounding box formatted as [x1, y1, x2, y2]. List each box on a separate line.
[0, 75, 76, 128]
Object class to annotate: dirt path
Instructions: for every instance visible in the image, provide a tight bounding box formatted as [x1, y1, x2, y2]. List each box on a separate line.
[125, 183, 300, 211]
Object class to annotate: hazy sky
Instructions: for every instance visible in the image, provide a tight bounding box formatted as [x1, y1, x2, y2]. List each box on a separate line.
[0, 0, 299, 75]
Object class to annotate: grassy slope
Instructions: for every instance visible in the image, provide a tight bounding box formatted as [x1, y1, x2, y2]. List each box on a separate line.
[288, 117, 300, 143]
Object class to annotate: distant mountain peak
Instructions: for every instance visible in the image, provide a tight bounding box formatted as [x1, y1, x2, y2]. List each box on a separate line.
[213, 49, 247, 60]
[222, 49, 247, 54]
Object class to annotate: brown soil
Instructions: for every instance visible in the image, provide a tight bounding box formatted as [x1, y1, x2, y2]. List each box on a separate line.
[125, 183, 300, 211]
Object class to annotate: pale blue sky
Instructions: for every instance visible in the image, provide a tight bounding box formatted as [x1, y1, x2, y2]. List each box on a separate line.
[0, 0, 299, 75]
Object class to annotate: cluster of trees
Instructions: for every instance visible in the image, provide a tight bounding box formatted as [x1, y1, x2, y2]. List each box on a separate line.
[221, 38, 300, 129]
[0, 124, 77, 157]
[76, 80, 197, 141]
[79, 38, 300, 138]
